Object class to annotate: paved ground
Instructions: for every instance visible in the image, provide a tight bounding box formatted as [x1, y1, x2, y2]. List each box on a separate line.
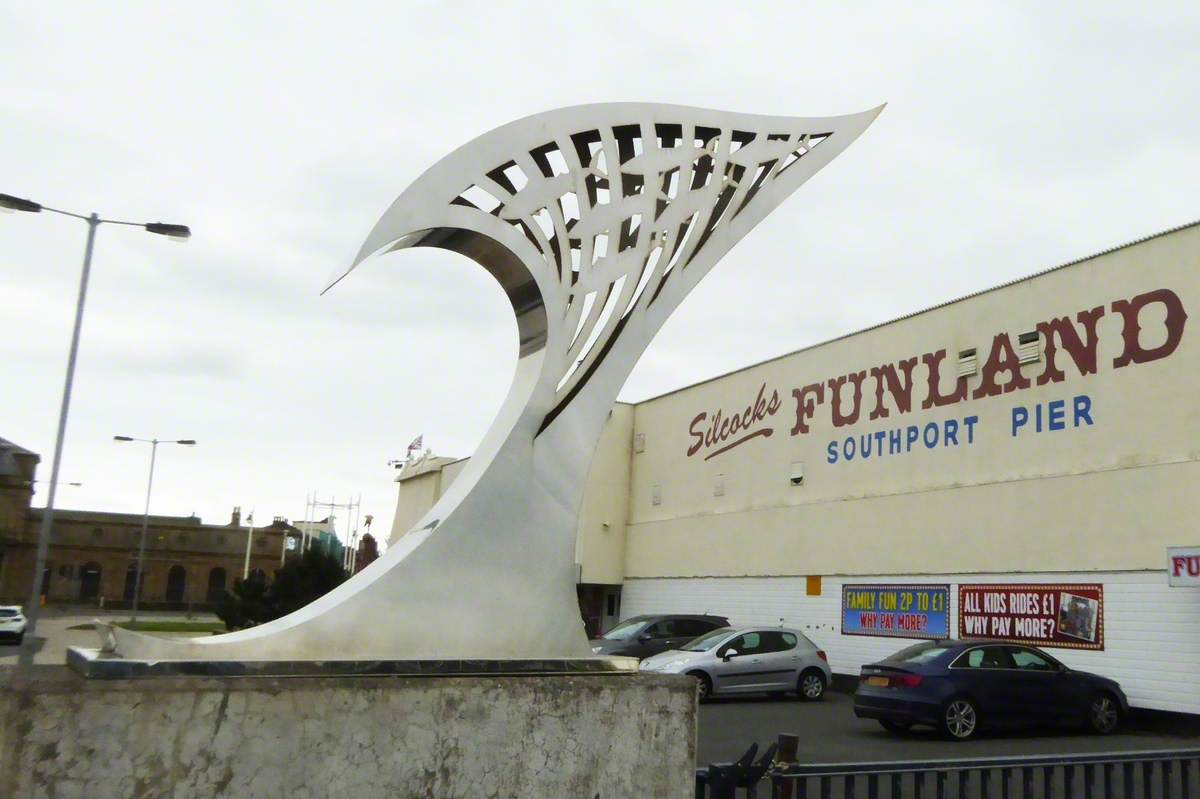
[698, 691, 1199, 766]
[0, 609, 219, 666]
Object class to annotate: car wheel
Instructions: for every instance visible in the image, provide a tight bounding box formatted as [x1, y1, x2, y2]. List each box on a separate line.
[689, 671, 713, 701]
[879, 720, 912, 734]
[941, 697, 979, 740]
[1088, 693, 1120, 735]
[15, 633, 23, 645]
[798, 669, 826, 701]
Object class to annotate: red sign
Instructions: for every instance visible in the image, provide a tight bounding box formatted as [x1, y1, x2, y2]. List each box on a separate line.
[958, 583, 1104, 651]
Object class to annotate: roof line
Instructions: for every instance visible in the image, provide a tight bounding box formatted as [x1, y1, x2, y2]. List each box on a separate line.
[633, 217, 1200, 405]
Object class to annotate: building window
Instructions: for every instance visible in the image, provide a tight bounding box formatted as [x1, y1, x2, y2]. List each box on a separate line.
[206, 567, 227, 601]
[123, 564, 143, 601]
[91, 527, 104, 541]
[165, 565, 187, 602]
[79, 562, 102, 601]
[216, 535, 226, 546]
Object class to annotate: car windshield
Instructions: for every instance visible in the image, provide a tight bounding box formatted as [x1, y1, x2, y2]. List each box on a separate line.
[883, 642, 953, 665]
[681, 627, 733, 652]
[0, 609, 18, 618]
[601, 619, 646, 641]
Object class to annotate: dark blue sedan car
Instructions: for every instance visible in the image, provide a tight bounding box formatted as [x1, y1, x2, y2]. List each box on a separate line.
[854, 640, 1128, 740]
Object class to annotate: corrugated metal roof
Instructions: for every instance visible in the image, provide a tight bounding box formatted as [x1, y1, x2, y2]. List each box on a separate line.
[635, 218, 1200, 405]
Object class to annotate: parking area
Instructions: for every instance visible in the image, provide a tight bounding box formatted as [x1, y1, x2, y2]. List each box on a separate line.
[698, 690, 1199, 766]
[0, 609, 219, 667]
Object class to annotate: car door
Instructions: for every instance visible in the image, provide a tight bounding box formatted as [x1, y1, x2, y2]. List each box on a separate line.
[757, 631, 802, 691]
[712, 632, 767, 693]
[660, 619, 707, 653]
[638, 619, 682, 657]
[1004, 646, 1066, 725]
[949, 645, 1019, 724]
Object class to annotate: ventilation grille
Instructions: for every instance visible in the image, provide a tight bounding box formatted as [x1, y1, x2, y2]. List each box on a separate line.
[957, 348, 978, 377]
[1017, 331, 1040, 364]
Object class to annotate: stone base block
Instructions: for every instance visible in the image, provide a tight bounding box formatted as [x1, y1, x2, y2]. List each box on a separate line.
[0, 666, 696, 799]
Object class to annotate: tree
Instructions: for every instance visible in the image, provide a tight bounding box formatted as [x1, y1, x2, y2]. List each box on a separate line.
[215, 547, 348, 631]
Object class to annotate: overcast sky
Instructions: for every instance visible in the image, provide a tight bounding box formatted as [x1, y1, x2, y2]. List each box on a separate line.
[3, 2, 1198, 546]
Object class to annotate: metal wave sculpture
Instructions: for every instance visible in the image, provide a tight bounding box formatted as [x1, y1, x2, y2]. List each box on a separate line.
[106, 103, 882, 661]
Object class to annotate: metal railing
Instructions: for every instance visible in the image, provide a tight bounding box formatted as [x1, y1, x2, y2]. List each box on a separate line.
[696, 738, 1200, 799]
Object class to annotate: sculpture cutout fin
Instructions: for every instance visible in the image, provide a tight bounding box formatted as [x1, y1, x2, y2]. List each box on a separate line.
[107, 103, 883, 662]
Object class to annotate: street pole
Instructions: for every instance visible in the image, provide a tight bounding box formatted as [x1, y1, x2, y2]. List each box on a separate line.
[130, 440, 159, 624]
[2, 191, 190, 665]
[21, 214, 99, 663]
[115, 435, 195, 624]
[242, 508, 255, 579]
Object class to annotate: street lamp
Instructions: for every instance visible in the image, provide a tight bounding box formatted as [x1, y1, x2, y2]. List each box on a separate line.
[2, 190, 189, 655]
[114, 436, 196, 623]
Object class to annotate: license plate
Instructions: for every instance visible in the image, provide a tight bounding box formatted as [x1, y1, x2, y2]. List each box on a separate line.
[867, 676, 889, 687]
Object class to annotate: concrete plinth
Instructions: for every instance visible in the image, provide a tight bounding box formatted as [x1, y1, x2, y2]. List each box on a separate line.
[0, 666, 696, 799]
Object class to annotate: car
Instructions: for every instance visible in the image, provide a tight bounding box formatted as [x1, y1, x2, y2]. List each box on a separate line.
[854, 639, 1129, 740]
[639, 625, 832, 701]
[589, 614, 730, 659]
[0, 605, 27, 644]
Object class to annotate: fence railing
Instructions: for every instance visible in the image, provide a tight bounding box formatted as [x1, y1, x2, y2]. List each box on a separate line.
[695, 738, 1200, 799]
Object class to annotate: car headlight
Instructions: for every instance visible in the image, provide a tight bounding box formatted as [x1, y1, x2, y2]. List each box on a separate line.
[591, 646, 603, 654]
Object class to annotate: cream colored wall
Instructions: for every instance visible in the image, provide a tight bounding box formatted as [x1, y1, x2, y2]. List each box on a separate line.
[387, 470, 443, 548]
[575, 404, 633, 584]
[386, 409, 633, 583]
[625, 224, 1200, 577]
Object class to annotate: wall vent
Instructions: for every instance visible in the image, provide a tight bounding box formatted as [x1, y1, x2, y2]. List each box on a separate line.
[651, 483, 662, 506]
[713, 474, 725, 497]
[1017, 331, 1040, 364]
[633, 433, 645, 453]
[957, 348, 977, 377]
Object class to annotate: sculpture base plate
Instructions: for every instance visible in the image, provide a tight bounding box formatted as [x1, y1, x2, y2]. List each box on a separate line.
[66, 646, 640, 680]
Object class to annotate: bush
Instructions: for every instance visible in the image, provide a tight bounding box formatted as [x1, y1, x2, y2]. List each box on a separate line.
[216, 548, 348, 631]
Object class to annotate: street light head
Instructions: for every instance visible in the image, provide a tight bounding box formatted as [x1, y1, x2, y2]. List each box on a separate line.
[0, 193, 43, 214]
[176, 439, 197, 446]
[144, 222, 191, 241]
[113, 435, 135, 442]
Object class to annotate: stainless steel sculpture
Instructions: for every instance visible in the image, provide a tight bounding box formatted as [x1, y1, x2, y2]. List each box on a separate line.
[104, 103, 882, 662]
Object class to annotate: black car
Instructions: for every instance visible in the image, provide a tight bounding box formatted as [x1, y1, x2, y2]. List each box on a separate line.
[590, 614, 730, 659]
[854, 640, 1128, 740]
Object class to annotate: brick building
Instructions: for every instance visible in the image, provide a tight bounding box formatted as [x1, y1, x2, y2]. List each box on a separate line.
[0, 437, 299, 608]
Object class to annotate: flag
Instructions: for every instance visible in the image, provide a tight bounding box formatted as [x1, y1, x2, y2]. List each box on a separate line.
[407, 434, 423, 454]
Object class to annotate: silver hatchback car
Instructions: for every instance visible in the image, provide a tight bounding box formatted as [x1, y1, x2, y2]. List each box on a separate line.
[639, 626, 832, 700]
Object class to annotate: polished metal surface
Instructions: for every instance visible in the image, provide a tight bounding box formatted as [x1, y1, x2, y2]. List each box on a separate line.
[105, 103, 882, 662]
[66, 646, 638, 679]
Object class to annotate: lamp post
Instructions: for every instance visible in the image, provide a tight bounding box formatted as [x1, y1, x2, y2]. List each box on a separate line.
[113, 437, 196, 623]
[2, 192, 190, 656]
[241, 507, 255, 580]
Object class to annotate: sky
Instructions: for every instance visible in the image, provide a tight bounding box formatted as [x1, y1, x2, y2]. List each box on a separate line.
[2, 2, 1198, 548]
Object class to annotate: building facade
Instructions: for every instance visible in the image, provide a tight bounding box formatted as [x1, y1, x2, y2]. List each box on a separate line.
[391, 221, 1200, 714]
[0, 451, 296, 608]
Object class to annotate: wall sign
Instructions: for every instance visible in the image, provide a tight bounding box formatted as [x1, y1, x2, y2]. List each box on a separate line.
[842, 584, 950, 639]
[1169, 547, 1200, 587]
[958, 583, 1104, 651]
